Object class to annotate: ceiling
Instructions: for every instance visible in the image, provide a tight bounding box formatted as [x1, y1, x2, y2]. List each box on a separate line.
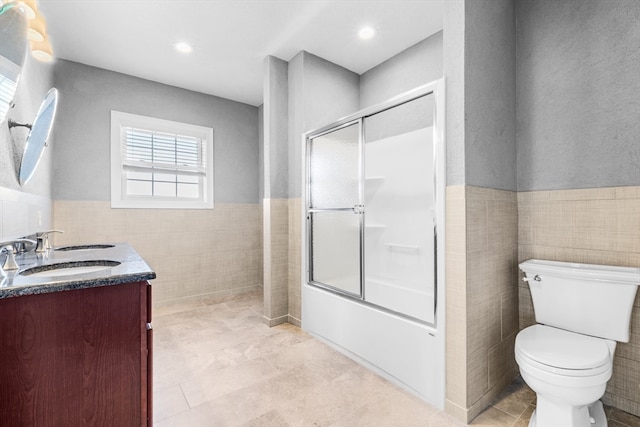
[38, 0, 444, 106]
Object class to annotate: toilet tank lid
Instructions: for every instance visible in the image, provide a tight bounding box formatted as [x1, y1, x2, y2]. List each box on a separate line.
[516, 325, 614, 370]
[519, 259, 640, 285]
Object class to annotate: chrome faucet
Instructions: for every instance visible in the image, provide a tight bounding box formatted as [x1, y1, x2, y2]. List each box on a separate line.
[0, 239, 37, 276]
[35, 230, 64, 253]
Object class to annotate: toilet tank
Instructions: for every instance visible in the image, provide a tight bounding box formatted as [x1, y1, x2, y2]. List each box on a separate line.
[520, 259, 640, 342]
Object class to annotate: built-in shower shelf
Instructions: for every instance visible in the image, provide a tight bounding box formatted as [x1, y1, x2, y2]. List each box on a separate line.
[365, 224, 386, 229]
[365, 176, 385, 198]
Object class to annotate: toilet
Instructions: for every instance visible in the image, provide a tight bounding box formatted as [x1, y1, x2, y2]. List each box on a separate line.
[516, 259, 640, 427]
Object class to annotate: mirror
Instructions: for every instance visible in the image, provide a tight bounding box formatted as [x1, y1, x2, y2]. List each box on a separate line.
[18, 88, 58, 185]
[0, 3, 28, 124]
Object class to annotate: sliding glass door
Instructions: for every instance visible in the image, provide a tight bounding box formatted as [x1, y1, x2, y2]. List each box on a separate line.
[307, 121, 362, 297]
[363, 94, 435, 324]
[306, 91, 437, 324]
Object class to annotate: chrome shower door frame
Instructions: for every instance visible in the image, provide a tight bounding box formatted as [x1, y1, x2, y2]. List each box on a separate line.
[305, 118, 364, 299]
[304, 78, 445, 328]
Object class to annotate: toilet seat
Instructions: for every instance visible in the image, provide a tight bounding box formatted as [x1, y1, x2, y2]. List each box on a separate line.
[515, 325, 614, 377]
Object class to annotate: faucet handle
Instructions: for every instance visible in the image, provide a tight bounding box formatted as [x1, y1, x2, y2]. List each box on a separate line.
[35, 230, 64, 253]
[0, 239, 37, 273]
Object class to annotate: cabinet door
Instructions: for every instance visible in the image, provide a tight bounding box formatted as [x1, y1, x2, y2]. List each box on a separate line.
[0, 282, 150, 426]
[145, 282, 153, 426]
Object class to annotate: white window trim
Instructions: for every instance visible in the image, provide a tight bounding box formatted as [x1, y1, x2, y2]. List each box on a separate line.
[110, 110, 214, 209]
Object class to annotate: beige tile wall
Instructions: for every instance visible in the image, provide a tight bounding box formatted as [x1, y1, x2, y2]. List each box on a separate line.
[518, 186, 640, 417]
[53, 200, 262, 307]
[445, 185, 520, 423]
[262, 197, 302, 327]
[288, 198, 302, 326]
[263, 198, 289, 326]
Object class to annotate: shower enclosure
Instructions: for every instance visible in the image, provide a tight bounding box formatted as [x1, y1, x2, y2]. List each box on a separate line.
[302, 79, 445, 406]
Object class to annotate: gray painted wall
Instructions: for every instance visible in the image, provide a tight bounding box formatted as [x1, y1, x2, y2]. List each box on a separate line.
[52, 60, 259, 203]
[465, 0, 516, 191]
[443, 0, 517, 191]
[516, 0, 640, 191]
[288, 52, 360, 198]
[263, 56, 289, 199]
[287, 53, 304, 199]
[443, 0, 466, 187]
[359, 31, 443, 110]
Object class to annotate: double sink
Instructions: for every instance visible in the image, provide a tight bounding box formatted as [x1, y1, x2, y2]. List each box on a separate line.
[0, 242, 156, 296]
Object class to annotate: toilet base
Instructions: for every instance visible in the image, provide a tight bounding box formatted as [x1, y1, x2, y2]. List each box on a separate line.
[529, 400, 607, 427]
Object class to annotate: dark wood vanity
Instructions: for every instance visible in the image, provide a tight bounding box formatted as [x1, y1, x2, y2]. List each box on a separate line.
[0, 243, 154, 426]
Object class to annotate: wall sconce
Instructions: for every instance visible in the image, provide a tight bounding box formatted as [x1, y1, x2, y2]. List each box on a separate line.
[1, 0, 54, 62]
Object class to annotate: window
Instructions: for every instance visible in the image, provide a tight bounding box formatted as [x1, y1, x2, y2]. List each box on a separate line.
[110, 111, 214, 209]
[0, 55, 20, 121]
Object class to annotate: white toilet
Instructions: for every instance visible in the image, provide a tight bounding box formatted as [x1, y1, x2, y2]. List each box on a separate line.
[516, 259, 640, 427]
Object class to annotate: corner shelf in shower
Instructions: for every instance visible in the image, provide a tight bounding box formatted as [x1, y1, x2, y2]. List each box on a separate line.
[365, 176, 385, 198]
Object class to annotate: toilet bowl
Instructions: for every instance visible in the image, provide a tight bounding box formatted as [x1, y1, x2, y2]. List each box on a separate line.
[517, 259, 640, 427]
[515, 325, 615, 426]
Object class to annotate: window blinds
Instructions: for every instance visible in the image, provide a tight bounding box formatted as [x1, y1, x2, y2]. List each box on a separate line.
[121, 127, 206, 175]
[121, 126, 206, 199]
[0, 74, 17, 122]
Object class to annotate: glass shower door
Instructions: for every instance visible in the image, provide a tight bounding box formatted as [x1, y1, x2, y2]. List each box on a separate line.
[307, 121, 362, 297]
[363, 94, 435, 323]
[305, 89, 438, 325]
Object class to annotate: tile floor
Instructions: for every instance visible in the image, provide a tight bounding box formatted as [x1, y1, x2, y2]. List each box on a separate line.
[153, 291, 640, 427]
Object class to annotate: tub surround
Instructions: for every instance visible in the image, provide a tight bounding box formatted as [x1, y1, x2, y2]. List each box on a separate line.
[0, 241, 155, 298]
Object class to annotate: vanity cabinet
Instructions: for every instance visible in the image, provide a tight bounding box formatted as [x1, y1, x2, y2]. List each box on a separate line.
[0, 281, 152, 426]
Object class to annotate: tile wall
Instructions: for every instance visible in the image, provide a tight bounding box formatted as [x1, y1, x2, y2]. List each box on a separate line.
[262, 197, 302, 327]
[518, 186, 640, 417]
[0, 186, 52, 241]
[445, 185, 519, 422]
[262, 198, 289, 326]
[288, 198, 302, 325]
[53, 201, 262, 306]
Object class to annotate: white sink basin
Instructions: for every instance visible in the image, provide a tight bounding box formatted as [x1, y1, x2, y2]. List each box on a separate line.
[21, 260, 121, 278]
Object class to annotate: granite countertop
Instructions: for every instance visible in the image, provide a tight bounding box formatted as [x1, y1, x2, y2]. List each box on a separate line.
[0, 242, 156, 299]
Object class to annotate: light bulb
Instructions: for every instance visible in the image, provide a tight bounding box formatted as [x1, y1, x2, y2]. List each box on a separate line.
[174, 42, 192, 54]
[30, 34, 53, 62]
[27, 12, 46, 42]
[358, 26, 376, 40]
[19, 0, 37, 19]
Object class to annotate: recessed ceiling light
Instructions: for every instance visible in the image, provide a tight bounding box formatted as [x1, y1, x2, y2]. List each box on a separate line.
[358, 26, 376, 40]
[174, 42, 193, 54]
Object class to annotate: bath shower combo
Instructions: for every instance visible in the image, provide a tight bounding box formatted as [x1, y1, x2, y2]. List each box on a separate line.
[302, 78, 446, 407]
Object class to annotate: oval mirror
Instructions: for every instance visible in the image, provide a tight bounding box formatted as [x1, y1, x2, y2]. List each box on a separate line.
[19, 88, 58, 185]
[0, 3, 28, 125]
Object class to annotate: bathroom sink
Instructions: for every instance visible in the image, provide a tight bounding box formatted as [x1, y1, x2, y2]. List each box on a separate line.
[55, 244, 115, 251]
[21, 260, 121, 278]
